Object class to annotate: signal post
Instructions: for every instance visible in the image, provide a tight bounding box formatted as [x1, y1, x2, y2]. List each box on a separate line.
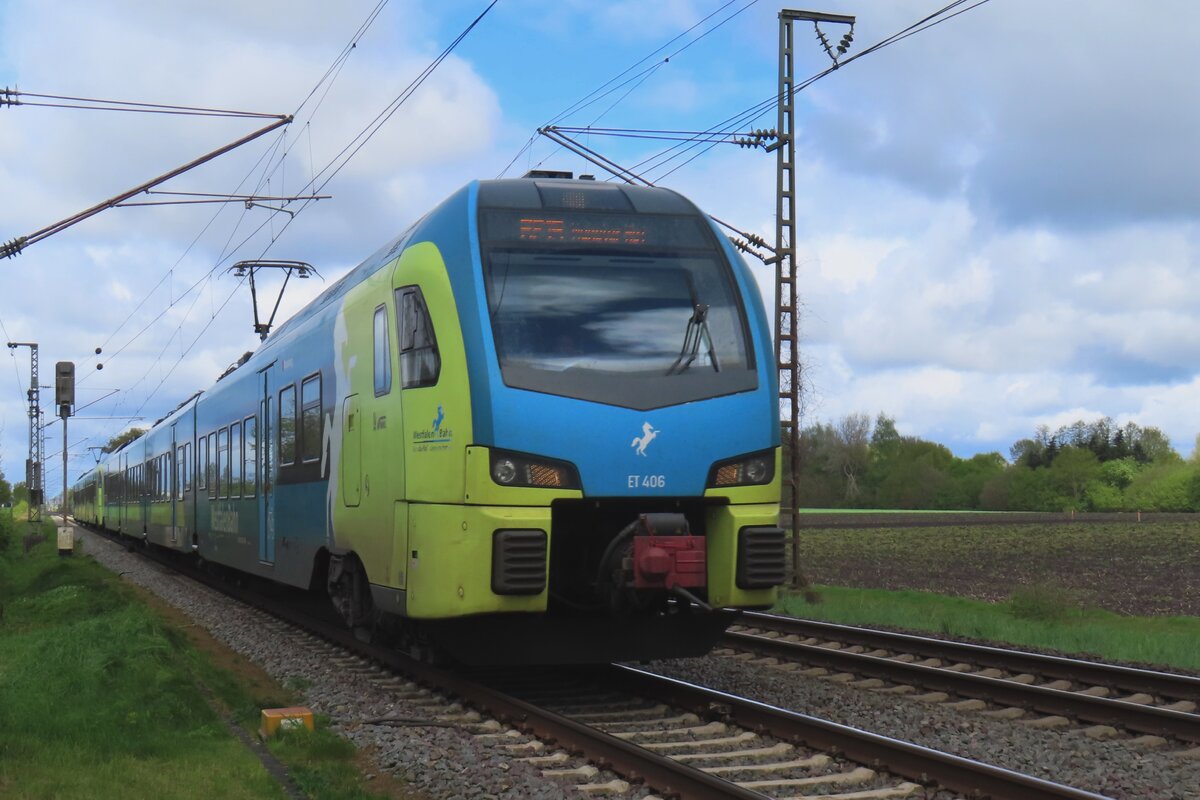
[56, 360, 74, 555]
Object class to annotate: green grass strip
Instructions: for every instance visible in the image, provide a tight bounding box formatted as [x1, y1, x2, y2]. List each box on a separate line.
[0, 511, 390, 800]
[776, 585, 1200, 672]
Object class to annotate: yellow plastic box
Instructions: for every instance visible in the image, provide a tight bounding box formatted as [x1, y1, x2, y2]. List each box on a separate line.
[259, 706, 314, 739]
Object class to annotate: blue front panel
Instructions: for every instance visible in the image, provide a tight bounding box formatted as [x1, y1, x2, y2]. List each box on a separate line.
[415, 181, 780, 496]
[490, 387, 776, 495]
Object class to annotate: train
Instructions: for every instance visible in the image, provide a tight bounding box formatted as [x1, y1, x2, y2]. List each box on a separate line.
[71, 173, 787, 664]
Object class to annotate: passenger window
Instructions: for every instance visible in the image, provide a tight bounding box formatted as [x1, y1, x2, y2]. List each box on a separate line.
[301, 374, 322, 462]
[373, 305, 392, 396]
[244, 415, 257, 497]
[279, 385, 297, 465]
[396, 287, 440, 388]
[207, 432, 217, 498]
[217, 427, 228, 498]
[230, 422, 242, 498]
[198, 436, 208, 491]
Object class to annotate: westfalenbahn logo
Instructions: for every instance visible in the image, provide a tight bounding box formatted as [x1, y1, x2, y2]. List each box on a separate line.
[413, 404, 452, 448]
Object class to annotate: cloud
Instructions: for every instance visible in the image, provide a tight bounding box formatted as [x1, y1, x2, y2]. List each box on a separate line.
[799, 0, 1200, 228]
[0, 0, 510, 493]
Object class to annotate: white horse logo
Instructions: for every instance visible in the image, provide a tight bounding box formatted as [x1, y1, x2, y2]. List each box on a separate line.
[631, 422, 659, 456]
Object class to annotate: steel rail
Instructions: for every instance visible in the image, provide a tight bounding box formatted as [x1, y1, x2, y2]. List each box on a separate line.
[738, 612, 1200, 701]
[723, 630, 1200, 743]
[606, 665, 1108, 800]
[82, 525, 768, 799]
[81, 526, 1110, 799]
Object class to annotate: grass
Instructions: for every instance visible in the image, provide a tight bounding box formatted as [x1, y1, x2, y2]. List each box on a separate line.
[776, 584, 1200, 672]
[0, 509, 400, 799]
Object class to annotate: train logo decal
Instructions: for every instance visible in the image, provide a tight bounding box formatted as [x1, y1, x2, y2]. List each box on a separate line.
[413, 403, 453, 452]
[631, 422, 659, 456]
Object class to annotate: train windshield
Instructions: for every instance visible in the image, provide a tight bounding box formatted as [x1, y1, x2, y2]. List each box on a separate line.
[480, 209, 757, 410]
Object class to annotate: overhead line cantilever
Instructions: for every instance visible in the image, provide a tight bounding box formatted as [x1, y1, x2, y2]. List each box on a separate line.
[1, 115, 292, 260]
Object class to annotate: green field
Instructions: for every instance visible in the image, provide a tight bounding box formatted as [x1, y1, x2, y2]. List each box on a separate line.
[786, 519, 1200, 670]
[0, 509, 392, 800]
[777, 585, 1200, 672]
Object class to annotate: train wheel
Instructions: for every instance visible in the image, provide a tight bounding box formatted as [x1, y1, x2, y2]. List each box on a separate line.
[327, 554, 372, 637]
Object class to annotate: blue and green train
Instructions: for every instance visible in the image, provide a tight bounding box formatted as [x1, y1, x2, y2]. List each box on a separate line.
[72, 174, 787, 664]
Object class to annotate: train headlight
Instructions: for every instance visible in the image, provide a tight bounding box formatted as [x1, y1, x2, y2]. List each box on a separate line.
[707, 450, 775, 488]
[489, 449, 581, 489]
[492, 458, 518, 485]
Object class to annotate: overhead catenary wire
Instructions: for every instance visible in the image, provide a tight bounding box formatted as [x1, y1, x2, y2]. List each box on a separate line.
[499, 0, 761, 178]
[560, 0, 990, 187]
[86, 1, 501, 446]
[69, 1, 395, 390]
[7, 91, 286, 119]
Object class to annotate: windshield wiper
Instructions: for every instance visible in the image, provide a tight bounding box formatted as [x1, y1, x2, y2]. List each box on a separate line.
[667, 304, 721, 375]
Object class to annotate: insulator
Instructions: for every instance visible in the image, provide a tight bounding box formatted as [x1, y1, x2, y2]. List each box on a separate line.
[1, 236, 26, 259]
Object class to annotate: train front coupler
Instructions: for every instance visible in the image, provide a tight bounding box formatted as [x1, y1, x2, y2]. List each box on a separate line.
[596, 512, 709, 613]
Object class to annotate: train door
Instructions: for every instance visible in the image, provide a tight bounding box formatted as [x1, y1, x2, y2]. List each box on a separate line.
[169, 423, 179, 546]
[258, 363, 277, 565]
[341, 394, 361, 506]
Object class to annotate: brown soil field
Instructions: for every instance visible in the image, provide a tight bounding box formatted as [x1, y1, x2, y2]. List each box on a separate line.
[797, 520, 1200, 617]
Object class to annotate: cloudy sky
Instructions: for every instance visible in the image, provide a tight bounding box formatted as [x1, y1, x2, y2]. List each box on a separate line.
[1, 0, 1198, 499]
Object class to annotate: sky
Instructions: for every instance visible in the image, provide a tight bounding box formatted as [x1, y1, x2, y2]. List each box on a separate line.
[1, 0, 1198, 500]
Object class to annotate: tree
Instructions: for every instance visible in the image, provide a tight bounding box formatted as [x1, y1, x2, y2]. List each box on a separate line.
[836, 413, 872, 501]
[1045, 446, 1100, 509]
[1135, 426, 1179, 464]
[13, 481, 28, 505]
[103, 427, 147, 453]
[0, 470, 10, 506]
[870, 414, 900, 451]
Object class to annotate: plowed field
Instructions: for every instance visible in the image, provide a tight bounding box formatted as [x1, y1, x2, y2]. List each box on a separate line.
[798, 520, 1200, 617]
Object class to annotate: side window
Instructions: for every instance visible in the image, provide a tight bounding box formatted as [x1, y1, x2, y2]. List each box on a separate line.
[207, 432, 217, 498]
[217, 427, 228, 498]
[230, 421, 242, 499]
[396, 287, 440, 388]
[183, 443, 191, 495]
[243, 415, 257, 497]
[301, 374, 322, 462]
[279, 385, 297, 465]
[373, 304, 392, 396]
[197, 436, 208, 491]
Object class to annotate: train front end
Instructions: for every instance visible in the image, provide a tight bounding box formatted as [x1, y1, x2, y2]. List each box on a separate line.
[417, 177, 786, 663]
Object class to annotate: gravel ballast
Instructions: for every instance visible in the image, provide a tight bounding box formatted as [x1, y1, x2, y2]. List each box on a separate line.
[644, 654, 1200, 799]
[75, 527, 1200, 799]
[76, 529, 593, 800]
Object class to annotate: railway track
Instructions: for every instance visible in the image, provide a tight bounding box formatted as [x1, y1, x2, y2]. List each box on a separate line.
[82, 524, 1111, 799]
[721, 612, 1200, 746]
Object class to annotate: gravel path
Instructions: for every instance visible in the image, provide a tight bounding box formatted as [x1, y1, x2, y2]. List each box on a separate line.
[643, 654, 1200, 799]
[76, 529, 590, 800]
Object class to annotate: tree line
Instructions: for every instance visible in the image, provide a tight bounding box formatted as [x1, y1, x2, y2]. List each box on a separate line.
[794, 414, 1200, 512]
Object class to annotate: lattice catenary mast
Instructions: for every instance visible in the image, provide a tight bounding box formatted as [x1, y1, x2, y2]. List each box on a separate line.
[6, 341, 43, 522]
[774, 9, 854, 583]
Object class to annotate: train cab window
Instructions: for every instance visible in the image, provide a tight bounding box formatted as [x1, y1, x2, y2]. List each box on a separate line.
[301, 374, 322, 462]
[279, 385, 297, 465]
[243, 415, 257, 497]
[373, 305, 392, 396]
[197, 436, 208, 491]
[396, 287, 439, 388]
[230, 421, 242, 499]
[217, 427, 228, 498]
